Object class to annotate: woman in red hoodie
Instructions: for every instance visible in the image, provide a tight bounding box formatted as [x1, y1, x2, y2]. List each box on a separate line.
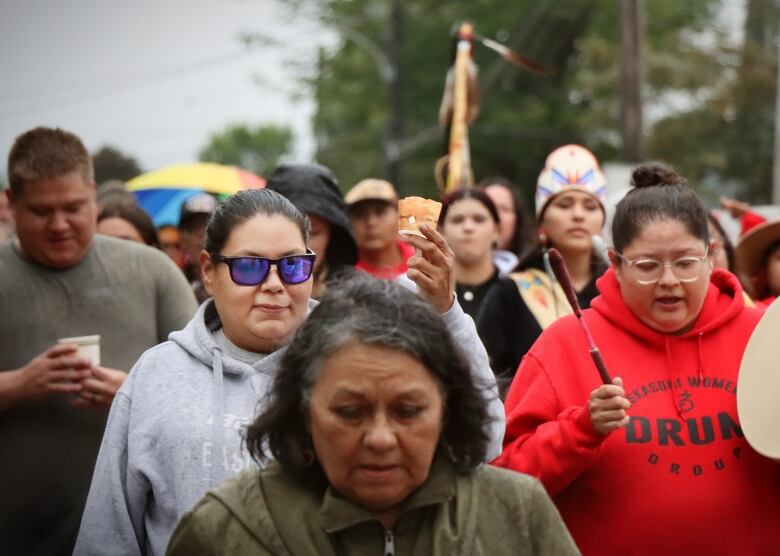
[494, 163, 780, 555]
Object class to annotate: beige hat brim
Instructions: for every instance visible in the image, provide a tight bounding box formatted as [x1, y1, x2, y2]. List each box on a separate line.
[344, 179, 398, 206]
[734, 218, 780, 277]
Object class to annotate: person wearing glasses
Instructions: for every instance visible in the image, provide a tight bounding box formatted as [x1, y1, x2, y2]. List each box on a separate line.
[492, 163, 780, 555]
[75, 189, 503, 556]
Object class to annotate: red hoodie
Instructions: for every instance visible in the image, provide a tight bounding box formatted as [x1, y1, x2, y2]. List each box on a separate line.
[493, 268, 780, 555]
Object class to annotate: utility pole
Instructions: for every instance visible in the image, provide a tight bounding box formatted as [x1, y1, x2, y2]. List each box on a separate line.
[387, 0, 405, 192]
[331, 18, 403, 191]
[618, 0, 643, 162]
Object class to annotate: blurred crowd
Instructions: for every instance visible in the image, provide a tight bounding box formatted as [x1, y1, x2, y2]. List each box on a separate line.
[1, 127, 779, 556]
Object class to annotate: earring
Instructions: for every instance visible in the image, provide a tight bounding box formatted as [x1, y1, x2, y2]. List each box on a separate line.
[302, 449, 315, 466]
[538, 233, 548, 247]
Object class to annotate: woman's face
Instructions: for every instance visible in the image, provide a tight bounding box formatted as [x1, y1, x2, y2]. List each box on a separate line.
[97, 216, 144, 244]
[308, 342, 443, 517]
[308, 213, 332, 274]
[440, 198, 499, 267]
[707, 220, 730, 270]
[766, 245, 780, 296]
[202, 213, 312, 353]
[484, 184, 516, 251]
[613, 219, 712, 334]
[541, 190, 604, 255]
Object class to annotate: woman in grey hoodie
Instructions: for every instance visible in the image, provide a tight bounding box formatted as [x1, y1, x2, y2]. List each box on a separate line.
[74, 189, 504, 556]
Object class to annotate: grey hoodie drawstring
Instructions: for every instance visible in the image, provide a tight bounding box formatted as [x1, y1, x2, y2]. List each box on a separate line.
[211, 348, 225, 487]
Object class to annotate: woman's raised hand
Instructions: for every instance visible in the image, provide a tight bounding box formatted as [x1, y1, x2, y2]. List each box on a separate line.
[401, 224, 456, 314]
[588, 376, 631, 435]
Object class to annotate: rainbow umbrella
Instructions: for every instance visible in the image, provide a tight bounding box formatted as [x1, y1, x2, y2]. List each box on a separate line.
[127, 162, 265, 226]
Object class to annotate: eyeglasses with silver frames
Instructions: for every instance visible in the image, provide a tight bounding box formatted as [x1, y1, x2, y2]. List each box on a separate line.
[614, 248, 710, 285]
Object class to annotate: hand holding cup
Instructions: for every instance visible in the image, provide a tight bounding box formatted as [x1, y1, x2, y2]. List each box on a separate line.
[400, 222, 456, 314]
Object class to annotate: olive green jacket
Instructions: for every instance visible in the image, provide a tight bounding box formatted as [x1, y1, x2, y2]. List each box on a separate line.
[166, 458, 580, 555]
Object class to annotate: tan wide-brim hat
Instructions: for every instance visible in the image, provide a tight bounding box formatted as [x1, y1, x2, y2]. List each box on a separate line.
[734, 218, 780, 278]
[344, 179, 398, 207]
[738, 296, 780, 461]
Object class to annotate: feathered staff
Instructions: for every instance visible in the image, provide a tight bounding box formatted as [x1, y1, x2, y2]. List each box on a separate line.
[437, 22, 551, 195]
[438, 22, 477, 194]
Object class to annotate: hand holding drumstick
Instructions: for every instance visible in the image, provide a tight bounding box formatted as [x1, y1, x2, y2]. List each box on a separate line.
[589, 377, 631, 435]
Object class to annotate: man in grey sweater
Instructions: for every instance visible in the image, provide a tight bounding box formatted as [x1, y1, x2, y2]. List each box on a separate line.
[0, 127, 198, 555]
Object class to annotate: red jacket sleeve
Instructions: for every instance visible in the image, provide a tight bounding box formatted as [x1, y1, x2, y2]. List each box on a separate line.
[491, 352, 608, 496]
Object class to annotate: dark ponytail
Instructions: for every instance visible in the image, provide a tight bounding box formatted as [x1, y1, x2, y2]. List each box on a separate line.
[205, 189, 310, 255]
[612, 162, 708, 252]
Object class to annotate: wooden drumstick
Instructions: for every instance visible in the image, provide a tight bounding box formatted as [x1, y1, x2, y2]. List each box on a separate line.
[547, 248, 612, 385]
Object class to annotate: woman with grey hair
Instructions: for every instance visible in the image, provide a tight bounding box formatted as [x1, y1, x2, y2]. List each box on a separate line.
[76, 189, 503, 556]
[167, 273, 578, 555]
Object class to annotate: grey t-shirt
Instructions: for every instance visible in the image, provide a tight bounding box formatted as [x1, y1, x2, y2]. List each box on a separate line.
[0, 235, 197, 555]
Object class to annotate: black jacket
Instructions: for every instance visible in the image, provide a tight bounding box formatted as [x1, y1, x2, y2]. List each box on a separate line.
[476, 250, 605, 397]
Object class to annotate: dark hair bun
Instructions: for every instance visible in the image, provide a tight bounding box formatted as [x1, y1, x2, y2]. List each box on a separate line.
[630, 162, 687, 189]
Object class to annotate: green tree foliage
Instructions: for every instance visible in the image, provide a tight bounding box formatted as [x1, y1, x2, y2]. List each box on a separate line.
[647, 0, 780, 203]
[198, 123, 293, 177]
[92, 145, 143, 183]
[302, 0, 777, 205]
[721, 0, 779, 202]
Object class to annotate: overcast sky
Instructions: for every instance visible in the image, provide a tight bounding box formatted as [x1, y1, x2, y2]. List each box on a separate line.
[0, 0, 331, 181]
[1, 0, 750, 186]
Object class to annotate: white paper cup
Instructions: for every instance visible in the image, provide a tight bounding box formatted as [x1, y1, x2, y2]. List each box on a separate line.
[58, 335, 101, 366]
